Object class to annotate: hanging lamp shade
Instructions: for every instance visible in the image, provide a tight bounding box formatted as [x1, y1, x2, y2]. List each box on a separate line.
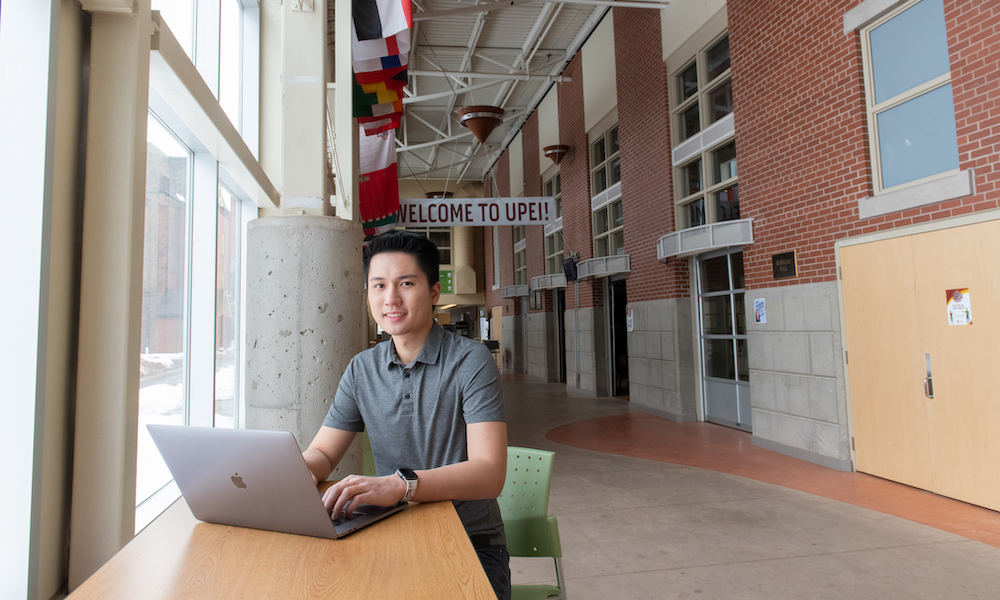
[543, 144, 570, 165]
[425, 191, 454, 198]
[458, 105, 504, 143]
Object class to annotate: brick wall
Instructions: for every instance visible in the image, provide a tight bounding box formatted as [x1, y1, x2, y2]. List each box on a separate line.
[613, 6, 690, 304]
[520, 110, 550, 313]
[558, 53, 604, 310]
[729, 0, 1000, 291]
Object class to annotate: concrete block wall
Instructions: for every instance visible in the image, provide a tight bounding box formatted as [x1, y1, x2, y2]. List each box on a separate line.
[526, 312, 557, 381]
[627, 299, 697, 421]
[565, 307, 609, 395]
[745, 281, 851, 470]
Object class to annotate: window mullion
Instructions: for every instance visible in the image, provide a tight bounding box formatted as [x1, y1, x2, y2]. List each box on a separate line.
[188, 154, 220, 428]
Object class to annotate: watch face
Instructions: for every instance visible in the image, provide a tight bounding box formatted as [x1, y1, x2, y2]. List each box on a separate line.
[398, 468, 418, 480]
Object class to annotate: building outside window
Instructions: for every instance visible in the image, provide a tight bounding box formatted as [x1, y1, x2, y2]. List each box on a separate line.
[137, 0, 260, 531]
[406, 227, 453, 264]
[591, 125, 620, 195]
[513, 225, 528, 285]
[545, 172, 562, 218]
[593, 198, 625, 257]
[861, 0, 958, 192]
[672, 32, 738, 229]
[138, 116, 192, 515]
[674, 34, 731, 144]
[545, 230, 564, 275]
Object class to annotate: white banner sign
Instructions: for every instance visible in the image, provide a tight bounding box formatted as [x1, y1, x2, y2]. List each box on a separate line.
[397, 197, 556, 226]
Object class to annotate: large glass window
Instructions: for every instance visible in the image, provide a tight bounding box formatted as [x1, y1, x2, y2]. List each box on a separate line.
[593, 199, 625, 257]
[677, 140, 739, 228]
[545, 230, 564, 275]
[138, 115, 192, 511]
[672, 31, 738, 230]
[219, 0, 244, 130]
[591, 125, 620, 195]
[544, 173, 562, 218]
[863, 0, 958, 191]
[673, 34, 732, 145]
[513, 226, 528, 285]
[216, 184, 241, 427]
[137, 1, 261, 531]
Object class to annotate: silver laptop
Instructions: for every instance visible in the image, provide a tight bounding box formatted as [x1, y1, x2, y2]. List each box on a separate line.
[147, 424, 408, 539]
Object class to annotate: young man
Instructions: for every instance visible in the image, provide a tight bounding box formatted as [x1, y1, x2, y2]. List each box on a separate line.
[303, 231, 510, 599]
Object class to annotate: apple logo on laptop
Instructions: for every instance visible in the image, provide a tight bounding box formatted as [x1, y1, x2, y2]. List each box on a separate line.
[231, 473, 247, 489]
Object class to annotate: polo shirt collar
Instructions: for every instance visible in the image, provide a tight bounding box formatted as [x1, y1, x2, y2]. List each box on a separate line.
[385, 322, 445, 368]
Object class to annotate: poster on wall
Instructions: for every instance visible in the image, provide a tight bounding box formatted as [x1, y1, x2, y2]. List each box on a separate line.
[625, 304, 634, 333]
[947, 288, 972, 326]
[754, 298, 766, 324]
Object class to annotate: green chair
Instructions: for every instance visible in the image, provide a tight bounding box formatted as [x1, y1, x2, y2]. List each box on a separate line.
[498, 447, 566, 600]
[361, 430, 376, 476]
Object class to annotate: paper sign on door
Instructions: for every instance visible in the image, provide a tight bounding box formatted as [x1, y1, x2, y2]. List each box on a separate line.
[947, 288, 972, 326]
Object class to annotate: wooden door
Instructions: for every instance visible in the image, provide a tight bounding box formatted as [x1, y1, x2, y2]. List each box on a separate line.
[841, 236, 932, 491]
[842, 218, 1000, 511]
[910, 222, 1000, 510]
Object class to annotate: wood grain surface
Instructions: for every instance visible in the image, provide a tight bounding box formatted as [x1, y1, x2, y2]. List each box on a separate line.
[69, 496, 497, 599]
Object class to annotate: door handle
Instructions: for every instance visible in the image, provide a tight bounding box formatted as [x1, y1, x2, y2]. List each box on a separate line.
[924, 353, 934, 399]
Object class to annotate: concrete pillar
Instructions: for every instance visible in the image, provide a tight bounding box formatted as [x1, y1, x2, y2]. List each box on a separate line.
[245, 216, 366, 476]
[453, 226, 478, 294]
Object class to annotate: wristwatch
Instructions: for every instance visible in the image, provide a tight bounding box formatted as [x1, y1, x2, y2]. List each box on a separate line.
[396, 468, 418, 502]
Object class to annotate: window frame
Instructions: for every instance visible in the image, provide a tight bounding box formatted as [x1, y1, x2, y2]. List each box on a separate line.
[590, 125, 620, 195]
[404, 226, 453, 265]
[544, 172, 562, 218]
[513, 225, 528, 286]
[593, 198, 625, 258]
[671, 30, 739, 231]
[672, 33, 732, 146]
[545, 229, 564, 275]
[136, 1, 263, 532]
[859, 0, 958, 194]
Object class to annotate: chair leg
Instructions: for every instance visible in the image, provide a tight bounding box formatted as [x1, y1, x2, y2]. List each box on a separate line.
[554, 557, 567, 600]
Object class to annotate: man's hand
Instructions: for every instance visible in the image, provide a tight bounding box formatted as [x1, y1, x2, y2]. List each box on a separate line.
[322, 473, 408, 518]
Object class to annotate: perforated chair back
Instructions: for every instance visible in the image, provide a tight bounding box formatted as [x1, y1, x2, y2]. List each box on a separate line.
[498, 447, 565, 600]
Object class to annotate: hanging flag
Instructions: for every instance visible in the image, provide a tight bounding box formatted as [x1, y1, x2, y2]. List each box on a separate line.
[353, 0, 413, 41]
[359, 113, 403, 136]
[355, 64, 407, 87]
[353, 29, 410, 61]
[359, 127, 399, 236]
[354, 77, 402, 107]
[355, 99, 403, 119]
[354, 52, 407, 76]
[359, 69, 408, 93]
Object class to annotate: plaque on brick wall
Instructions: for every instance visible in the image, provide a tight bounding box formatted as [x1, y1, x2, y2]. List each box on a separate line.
[772, 251, 797, 280]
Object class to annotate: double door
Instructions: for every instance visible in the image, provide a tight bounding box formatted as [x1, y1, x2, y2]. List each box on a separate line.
[841, 218, 1000, 511]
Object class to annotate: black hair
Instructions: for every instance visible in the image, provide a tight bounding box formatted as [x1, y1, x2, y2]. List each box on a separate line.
[363, 230, 440, 287]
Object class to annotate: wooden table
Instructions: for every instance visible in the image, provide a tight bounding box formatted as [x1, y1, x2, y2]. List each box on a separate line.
[69, 496, 497, 599]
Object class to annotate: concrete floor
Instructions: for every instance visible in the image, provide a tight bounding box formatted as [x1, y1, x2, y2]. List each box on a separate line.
[502, 375, 1000, 600]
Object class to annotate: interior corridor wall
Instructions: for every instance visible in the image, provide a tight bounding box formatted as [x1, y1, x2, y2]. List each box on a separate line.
[728, 0, 1000, 468]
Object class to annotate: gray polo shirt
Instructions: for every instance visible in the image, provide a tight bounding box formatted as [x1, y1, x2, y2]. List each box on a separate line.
[322, 323, 506, 545]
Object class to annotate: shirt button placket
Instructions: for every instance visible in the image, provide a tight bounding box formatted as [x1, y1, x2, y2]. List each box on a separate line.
[402, 369, 413, 410]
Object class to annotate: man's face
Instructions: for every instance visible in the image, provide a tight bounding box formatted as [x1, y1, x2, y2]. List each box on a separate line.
[367, 251, 441, 338]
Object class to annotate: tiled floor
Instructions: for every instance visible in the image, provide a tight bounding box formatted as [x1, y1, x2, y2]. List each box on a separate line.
[502, 375, 1000, 600]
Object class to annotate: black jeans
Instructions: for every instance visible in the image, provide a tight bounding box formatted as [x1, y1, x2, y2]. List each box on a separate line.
[475, 545, 511, 600]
